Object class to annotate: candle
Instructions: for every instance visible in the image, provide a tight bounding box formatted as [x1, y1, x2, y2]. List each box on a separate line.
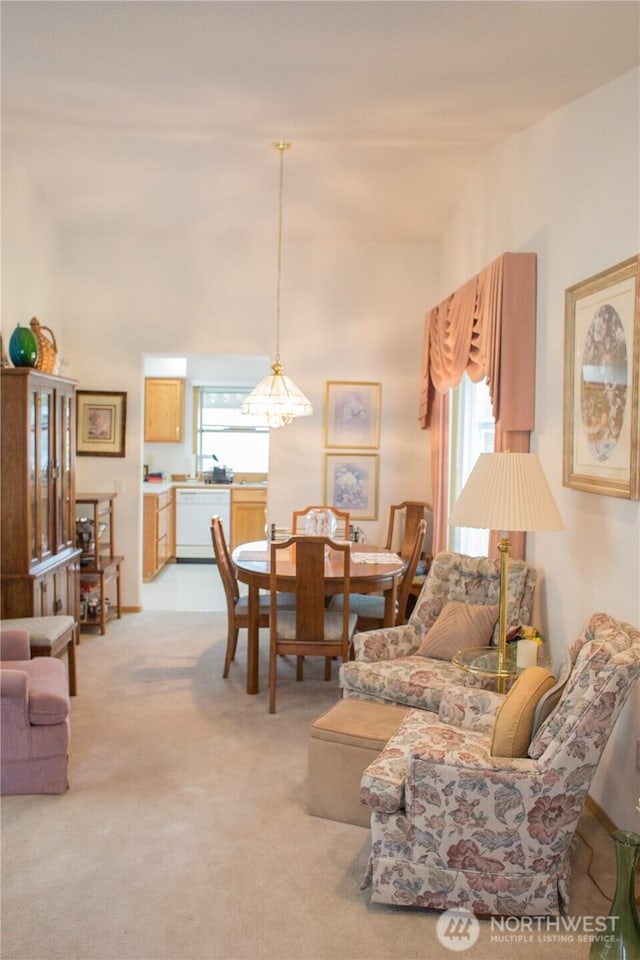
[516, 638, 538, 669]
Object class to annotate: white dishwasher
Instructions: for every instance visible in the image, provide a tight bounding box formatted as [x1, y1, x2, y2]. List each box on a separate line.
[175, 488, 231, 561]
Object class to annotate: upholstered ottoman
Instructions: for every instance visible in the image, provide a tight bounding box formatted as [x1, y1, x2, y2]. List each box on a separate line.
[307, 699, 409, 827]
[0, 616, 77, 696]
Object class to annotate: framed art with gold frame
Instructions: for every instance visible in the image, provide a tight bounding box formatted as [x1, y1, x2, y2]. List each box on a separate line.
[76, 390, 127, 457]
[324, 453, 379, 520]
[563, 255, 639, 499]
[324, 381, 381, 449]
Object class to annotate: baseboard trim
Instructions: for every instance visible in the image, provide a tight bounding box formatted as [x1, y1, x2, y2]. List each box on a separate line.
[121, 605, 143, 614]
[585, 794, 617, 834]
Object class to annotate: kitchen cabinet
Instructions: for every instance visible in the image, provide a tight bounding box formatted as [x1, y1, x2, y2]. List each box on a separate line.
[144, 378, 185, 443]
[143, 488, 175, 580]
[231, 487, 267, 549]
[75, 493, 123, 634]
[0, 368, 81, 620]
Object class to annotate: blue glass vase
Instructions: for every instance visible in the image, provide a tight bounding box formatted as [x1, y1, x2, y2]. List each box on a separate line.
[590, 830, 640, 960]
[8, 324, 38, 367]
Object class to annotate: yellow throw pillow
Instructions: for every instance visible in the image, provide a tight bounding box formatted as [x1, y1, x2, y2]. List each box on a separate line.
[417, 600, 500, 660]
[491, 666, 556, 758]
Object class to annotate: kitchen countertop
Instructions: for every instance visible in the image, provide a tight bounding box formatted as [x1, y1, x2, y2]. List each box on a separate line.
[143, 481, 267, 494]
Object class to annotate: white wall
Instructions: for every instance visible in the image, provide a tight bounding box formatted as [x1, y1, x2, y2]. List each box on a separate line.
[1, 152, 64, 346]
[50, 228, 434, 608]
[439, 68, 640, 829]
[0, 163, 434, 603]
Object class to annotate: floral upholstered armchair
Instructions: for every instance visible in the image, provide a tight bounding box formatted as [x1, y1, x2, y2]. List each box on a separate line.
[358, 612, 640, 916]
[339, 551, 537, 713]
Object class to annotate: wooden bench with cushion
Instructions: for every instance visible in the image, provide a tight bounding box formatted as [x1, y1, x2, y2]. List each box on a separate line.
[0, 616, 77, 696]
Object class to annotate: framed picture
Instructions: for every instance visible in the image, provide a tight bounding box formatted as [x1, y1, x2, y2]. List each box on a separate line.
[324, 453, 379, 520]
[76, 391, 127, 457]
[563, 255, 639, 499]
[324, 381, 381, 449]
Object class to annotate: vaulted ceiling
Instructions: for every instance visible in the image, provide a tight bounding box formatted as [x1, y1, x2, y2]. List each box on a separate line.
[2, 1, 639, 242]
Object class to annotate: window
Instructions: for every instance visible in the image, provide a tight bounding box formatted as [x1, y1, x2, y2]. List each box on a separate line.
[447, 373, 495, 556]
[196, 387, 269, 474]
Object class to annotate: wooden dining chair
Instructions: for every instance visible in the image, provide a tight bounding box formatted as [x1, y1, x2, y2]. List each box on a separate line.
[385, 500, 432, 558]
[211, 516, 265, 678]
[328, 518, 427, 631]
[385, 500, 433, 607]
[268, 536, 357, 714]
[291, 505, 350, 539]
[210, 516, 295, 680]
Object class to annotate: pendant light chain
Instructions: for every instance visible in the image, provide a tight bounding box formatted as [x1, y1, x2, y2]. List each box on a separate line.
[240, 140, 312, 427]
[274, 141, 290, 367]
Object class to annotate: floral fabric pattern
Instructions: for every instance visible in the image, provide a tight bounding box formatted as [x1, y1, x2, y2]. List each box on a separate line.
[352, 623, 424, 663]
[404, 551, 535, 646]
[529, 612, 639, 759]
[340, 552, 535, 712]
[341, 656, 484, 713]
[360, 613, 640, 917]
[437, 685, 503, 732]
[351, 553, 535, 664]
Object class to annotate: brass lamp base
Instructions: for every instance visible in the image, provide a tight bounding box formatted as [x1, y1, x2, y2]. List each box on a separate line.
[496, 534, 510, 694]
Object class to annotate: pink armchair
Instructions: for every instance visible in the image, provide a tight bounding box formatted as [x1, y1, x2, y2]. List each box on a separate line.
[358, 612, 640, 916]
[1, 628, 70, 795]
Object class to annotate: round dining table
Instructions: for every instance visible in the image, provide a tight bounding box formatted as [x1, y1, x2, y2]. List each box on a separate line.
[231, 539, 404, 694]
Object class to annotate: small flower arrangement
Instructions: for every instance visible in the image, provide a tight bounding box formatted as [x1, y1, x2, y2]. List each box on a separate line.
[507, 624, 544, 645]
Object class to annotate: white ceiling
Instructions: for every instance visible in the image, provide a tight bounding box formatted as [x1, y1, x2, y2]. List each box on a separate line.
[2, 1, 639, 243]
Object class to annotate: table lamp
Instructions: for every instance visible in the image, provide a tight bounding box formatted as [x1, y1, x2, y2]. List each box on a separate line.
[448, 451, 563, 679]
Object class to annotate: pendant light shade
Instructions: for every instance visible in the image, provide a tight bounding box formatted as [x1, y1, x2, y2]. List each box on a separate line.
[241, 361, 313, 428]
[242, 142, 313, 429]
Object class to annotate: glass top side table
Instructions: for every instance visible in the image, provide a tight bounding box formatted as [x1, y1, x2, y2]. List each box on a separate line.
[452, 646, 552, 694]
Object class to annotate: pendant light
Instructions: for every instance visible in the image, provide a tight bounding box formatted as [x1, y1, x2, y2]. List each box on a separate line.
[242, 142, 313, 428]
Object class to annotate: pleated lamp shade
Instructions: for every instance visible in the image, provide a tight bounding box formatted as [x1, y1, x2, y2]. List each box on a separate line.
[448, 452, 564, 533]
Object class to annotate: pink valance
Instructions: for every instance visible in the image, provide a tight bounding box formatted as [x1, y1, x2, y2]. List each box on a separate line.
[419, 252, 536, 434]
[420, 252, 537, 560]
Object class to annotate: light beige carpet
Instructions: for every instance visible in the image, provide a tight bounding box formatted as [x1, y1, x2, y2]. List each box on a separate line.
[1, 611, 618, 960]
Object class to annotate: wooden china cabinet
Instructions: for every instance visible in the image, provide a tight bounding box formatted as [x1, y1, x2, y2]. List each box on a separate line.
[0, 368, 81, 620]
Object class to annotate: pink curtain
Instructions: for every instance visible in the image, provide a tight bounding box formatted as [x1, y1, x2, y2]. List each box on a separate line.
[421, 252, 537, 560]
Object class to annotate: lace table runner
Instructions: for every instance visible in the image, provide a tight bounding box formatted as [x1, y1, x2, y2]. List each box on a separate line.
[352, 553, 402, 564]
[236, 550, 269, 561]
[237, 549, 400, 564]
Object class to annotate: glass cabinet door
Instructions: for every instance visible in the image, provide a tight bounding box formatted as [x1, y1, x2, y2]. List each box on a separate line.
[38, 385, 52, 560]
[29, 385, 38, 562]
[56, 388, 74, 550]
